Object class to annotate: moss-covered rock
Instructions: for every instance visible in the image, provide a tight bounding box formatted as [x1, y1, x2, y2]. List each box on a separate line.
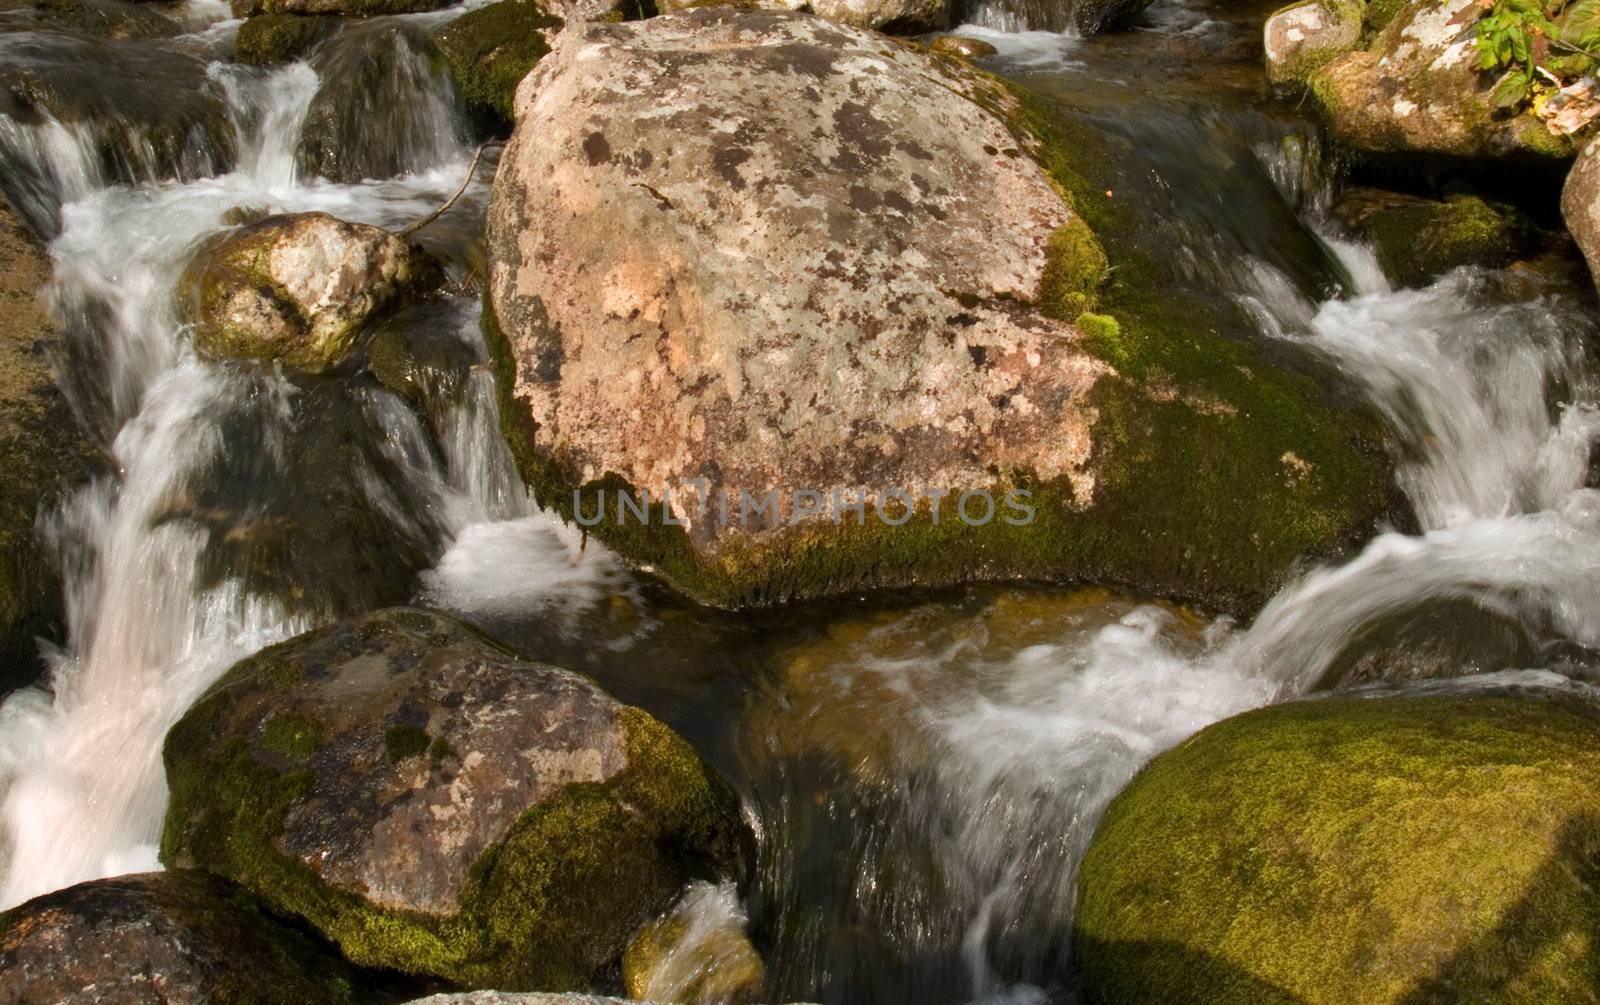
[0, 195, 99, 694]
[1306, 0, 1575, 164]
[1262, 0, 1362, 91]
[1340, 189, 1532, 287]
[927, 33, 997, 59]
[0, 0, 180, 40]
[238, 0, 451, 16]
[160, 607, 748, 991]
[181, 211, 432, 374]
[485, 10, 1399, 616]
[233, 12, 339, 65]
[432, 0, 561, 130]
[1075, 694, 1600, 1004]
[0, 870, 367, 1003]
[296, 20, 465, 183]
[623, 882, 765, 1004]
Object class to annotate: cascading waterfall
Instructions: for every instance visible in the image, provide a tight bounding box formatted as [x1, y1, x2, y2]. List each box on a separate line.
[0, 10, 586, 910]
[0, 3, 1598, 1002]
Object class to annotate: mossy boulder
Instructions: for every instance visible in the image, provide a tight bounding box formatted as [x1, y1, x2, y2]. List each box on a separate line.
[296, 20, 464, 183]
[160, 607, 749, 991]
[1075, 694, 1600, 1004]
[0, 870, 366, 1003]
[0, 0, 180, 40]
[432, 0, 561, 130]
[0, 195, 99, 694]
[233, 12, 339, 65]
[1263, 0, 1362, 91]
[181, 211, 432, 374]
[485, 9, 1399, 615]
[237, 0, 451, 16]
[1307, 0, 1575, 164]
[926, 33, 996, 59]
[1339, 188, 1532, 287]
[0, 37, 235, 232]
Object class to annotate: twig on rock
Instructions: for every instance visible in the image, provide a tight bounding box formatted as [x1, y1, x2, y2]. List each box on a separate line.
[399, 141, 503, 239]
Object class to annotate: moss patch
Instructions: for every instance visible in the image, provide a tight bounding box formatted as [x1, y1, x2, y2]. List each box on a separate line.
[1076, 694, 1600, 1004]
[432, 0, 562, 130]
[234, 13, 337, 66]
[1362, 192, 1530, 287]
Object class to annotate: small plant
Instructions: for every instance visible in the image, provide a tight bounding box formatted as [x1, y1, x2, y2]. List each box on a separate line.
[1460, 0, 1600, 114]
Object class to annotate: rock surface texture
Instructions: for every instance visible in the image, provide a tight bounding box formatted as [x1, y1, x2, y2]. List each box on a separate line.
[182, 212, 428, 374]
[0, 870, 362, 1005]
[1308, 0, 1573, 161]
[161, 607, 747, 990]
[0, 196, 97, 693]
[658, 0, 947, 32]
[1075, 694, 1600, 1004]
[486, 8, 1397, 612]
[1564, 134, 1600, 291]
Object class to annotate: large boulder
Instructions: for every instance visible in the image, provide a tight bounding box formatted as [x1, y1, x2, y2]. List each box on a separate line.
[161, 607, 748, 991]
[0, 195, 98, 693]
[1563, 133, 1600, 290]
[0, 870, 365, 1004]
[433, 0, 562, 129]
[295, 20, 466, 183]
[486, 8, 1398, 614]
[181, 212, 432, 374]
[1307, 0, 1575, 163]
[1075, 694, 1600, 1004]
[1263, 0, 1362, 91]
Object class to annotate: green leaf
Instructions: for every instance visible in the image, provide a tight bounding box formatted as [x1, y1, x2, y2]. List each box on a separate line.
[1490, 68, 1533, 106]
[1559, 0, 1600, 51]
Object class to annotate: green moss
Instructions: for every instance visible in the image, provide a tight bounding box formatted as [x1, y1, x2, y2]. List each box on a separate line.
[428, 737, 453, 764]
[234, 13, 337, 66]
[262, 713, 320, 760]
[1362, 0, 1404, 30]
[1076, 695, 1600, 1004]
[1038, 215, 1110, 318]
[383, 724, 430, 762]
[1363, 192, 1528, 286]
[1073, 311, 1128, 370]
[432, 0, 562, 129]
[623, 891, 766, 1002]
[162, 663, 745, 989]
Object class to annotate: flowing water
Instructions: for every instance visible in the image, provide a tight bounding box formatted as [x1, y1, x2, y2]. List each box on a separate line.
[0, 1, 1597, 1002]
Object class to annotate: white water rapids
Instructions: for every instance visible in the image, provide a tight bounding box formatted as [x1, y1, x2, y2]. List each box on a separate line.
[0, 7, 1595, 1004]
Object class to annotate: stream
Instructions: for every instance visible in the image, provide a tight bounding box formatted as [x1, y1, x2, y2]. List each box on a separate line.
[0, 0, 1598, 1002]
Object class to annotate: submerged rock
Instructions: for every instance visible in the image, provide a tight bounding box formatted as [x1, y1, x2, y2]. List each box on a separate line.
[1338, 188, 1531, 287]
[0, 195, 98, 694]
[0, 870, 364, 1004]
[1075, 694, 1600, 1004]
[486, 9, 1398, 613]
[233, 12, 338, 65]
[0, 35, 235, 232]
[161, 607, 749, 991]
[0, 0, 181, 40]
[927, 33, 996, 59]
[181, 212, 431, 374]
[623, 882, 765, 1004]
[433, 0, 562, 129]
[296, 20, 466, 183]
[1307, 0, 1574, 163]
[1263, 0, 1360, 90]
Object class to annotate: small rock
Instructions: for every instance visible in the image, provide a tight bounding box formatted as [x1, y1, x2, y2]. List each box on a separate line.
[0, 870, 366, 1004]
[927, 33, 997, 59]
[1263, 0, 1361, 90]
[624, 882, 765, 1004]
[181, 211, 431, 374]
[160, 607, 749, 990]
